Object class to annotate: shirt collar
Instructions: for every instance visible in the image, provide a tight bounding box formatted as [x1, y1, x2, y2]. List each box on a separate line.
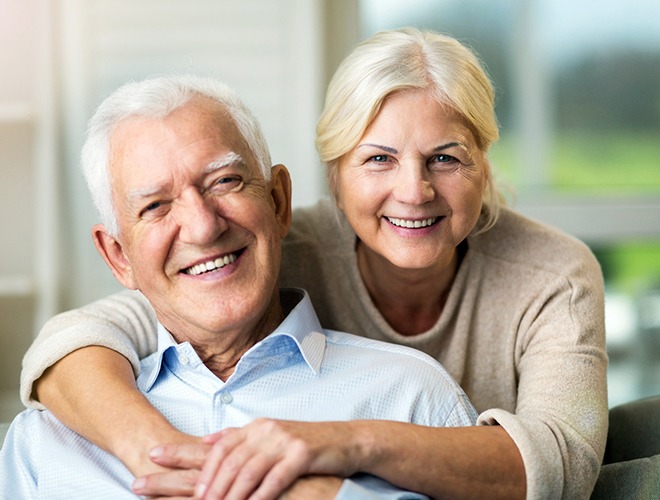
[139, 288, 326, 391]
[266, 288, 325, 374]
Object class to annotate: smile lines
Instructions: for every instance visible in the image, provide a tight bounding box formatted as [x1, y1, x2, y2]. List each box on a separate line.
[386, 216, 438, 229]
[184, 254, 237, 276]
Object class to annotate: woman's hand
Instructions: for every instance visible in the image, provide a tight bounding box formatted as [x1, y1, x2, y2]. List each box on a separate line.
[131, 440, 211, 498]
[141, 419, 361, 499]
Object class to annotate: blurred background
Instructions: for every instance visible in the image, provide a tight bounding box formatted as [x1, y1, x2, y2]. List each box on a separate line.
[1, 0, 659, 421]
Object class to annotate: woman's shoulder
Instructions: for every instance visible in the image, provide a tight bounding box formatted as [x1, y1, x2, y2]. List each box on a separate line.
[285, 198, 353, 254]
[281, 198, 357, 292]
[470, 206, 599, 272]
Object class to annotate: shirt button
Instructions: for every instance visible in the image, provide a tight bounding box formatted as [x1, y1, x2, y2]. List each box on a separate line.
[220, 392, 233, 404]
[179, 353, 189, 365]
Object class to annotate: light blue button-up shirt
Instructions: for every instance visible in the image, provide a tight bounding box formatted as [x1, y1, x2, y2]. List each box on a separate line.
[1, 289, 476, 499]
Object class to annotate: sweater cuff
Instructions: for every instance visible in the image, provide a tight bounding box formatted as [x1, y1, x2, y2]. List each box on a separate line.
[478, 408, 563, 500]
[20, 323, 142, 410]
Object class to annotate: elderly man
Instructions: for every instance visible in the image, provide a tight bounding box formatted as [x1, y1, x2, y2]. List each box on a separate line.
[0, 75, 475, 499]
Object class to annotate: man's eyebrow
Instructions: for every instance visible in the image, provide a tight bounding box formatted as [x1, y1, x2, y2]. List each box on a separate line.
[126, 185, 165, 202]
[204, 152, 245, 174]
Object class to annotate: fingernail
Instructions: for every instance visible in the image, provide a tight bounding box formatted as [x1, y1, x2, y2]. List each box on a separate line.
[132, 477, 146, 492]
[149, 446, 164, 458]
[195, 483, 207, 498]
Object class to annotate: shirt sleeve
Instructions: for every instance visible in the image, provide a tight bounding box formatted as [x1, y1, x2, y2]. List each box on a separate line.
[478, 251, 608, 500]
[336, 474, 430, 500]
[20, 290, 158, 409]
[0, 417, 38, 498]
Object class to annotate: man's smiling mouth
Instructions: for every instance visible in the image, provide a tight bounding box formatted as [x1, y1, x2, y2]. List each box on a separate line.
[386, 216, 439, 229]
[183, 252, 238, 276]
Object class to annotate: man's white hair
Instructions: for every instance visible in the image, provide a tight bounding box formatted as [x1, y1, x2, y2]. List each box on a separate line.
[81, 74, 272, 236]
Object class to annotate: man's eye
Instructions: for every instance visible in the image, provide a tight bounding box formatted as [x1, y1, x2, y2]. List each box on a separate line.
[142, 201, 163, 213]
[212, 175, 243, 192]
[140, 200, 168, 218]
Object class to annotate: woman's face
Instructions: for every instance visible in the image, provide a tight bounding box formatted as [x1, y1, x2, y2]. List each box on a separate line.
[336, 89, 488, 274]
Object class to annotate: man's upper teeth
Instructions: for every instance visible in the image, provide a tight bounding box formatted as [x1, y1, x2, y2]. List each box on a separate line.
[186, 254, 236, 275]
[387, 217, 437, 228]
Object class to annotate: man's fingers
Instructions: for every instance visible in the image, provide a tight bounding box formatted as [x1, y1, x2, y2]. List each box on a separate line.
[133, 468, 199, 497]
[148, 442, 212, 469]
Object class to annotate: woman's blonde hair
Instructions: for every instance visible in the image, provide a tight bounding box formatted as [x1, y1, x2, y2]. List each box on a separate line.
[316, 27, 503, 232]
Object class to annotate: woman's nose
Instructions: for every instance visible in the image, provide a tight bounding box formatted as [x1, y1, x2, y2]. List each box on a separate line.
[176, 192, 227, 245]
[393, 164, 436, 205]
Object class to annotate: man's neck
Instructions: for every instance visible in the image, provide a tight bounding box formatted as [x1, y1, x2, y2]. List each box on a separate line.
[162, 293, 286, 382]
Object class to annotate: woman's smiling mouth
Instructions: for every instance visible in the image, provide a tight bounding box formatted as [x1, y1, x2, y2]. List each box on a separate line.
[386, 216, 439, 229]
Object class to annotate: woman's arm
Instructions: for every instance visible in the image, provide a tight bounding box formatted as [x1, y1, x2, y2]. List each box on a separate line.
[35, 346, 192, 476]
[23, 290, 187, 475]
[21, 290, 158, 408]
[139, 419, 525, 499]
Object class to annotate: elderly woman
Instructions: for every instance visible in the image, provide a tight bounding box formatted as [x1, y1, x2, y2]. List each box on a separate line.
[22, 28, 607, 499]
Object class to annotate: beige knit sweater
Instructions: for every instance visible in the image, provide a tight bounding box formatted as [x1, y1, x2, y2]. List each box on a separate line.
[21, 199, 608, 499]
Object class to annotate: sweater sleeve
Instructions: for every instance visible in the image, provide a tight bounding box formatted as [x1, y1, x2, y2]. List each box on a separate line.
[20, 290, 157, 410]
[477, 249, 608, 500]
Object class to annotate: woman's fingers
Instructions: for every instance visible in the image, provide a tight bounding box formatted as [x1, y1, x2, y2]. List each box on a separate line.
[195, 419, 356, 500]
[196, 429, 248, 498]
[132, 468, 199, 497]
[148, 442, 213, 469]
[197, 419, 311, 500]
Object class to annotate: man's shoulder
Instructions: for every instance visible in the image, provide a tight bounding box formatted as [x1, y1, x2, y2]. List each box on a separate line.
[322, 329, 453, 375]
[321, 329, 477, 424]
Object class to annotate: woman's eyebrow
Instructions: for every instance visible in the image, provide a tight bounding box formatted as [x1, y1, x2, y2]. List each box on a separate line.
[433, 141, 465, 152]
[357, 143, 398, 154]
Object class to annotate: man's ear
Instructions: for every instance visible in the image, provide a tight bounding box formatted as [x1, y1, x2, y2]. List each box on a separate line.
[269, 164, 292, 238]
[92, 224, 137, 290]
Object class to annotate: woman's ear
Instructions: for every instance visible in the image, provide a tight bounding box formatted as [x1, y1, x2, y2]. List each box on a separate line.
[327, 162, 344, 212]
[91, 224, 137, 290]
[269, 164, 292, 238]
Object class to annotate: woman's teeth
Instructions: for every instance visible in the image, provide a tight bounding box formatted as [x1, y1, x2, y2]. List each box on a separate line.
[387, 216, 438, 228]
[185, 254, 237, 275]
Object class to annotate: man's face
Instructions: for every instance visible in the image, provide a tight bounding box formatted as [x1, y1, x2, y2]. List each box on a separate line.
[95, 96, 291, 345]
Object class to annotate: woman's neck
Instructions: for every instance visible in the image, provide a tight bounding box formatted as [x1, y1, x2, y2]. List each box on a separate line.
[356, 242, 461, 336]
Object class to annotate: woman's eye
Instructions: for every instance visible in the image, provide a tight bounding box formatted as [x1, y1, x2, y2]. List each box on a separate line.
[369, 154, 390, 163]
[433, 154, 455, 163]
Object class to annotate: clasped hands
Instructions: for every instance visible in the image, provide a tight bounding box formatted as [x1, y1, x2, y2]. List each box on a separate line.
[131, 419, 354, 499]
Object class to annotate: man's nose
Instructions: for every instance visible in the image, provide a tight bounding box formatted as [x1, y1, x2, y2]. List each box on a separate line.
[175, 191, 227, 244]
[393, 163, 436, 205]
